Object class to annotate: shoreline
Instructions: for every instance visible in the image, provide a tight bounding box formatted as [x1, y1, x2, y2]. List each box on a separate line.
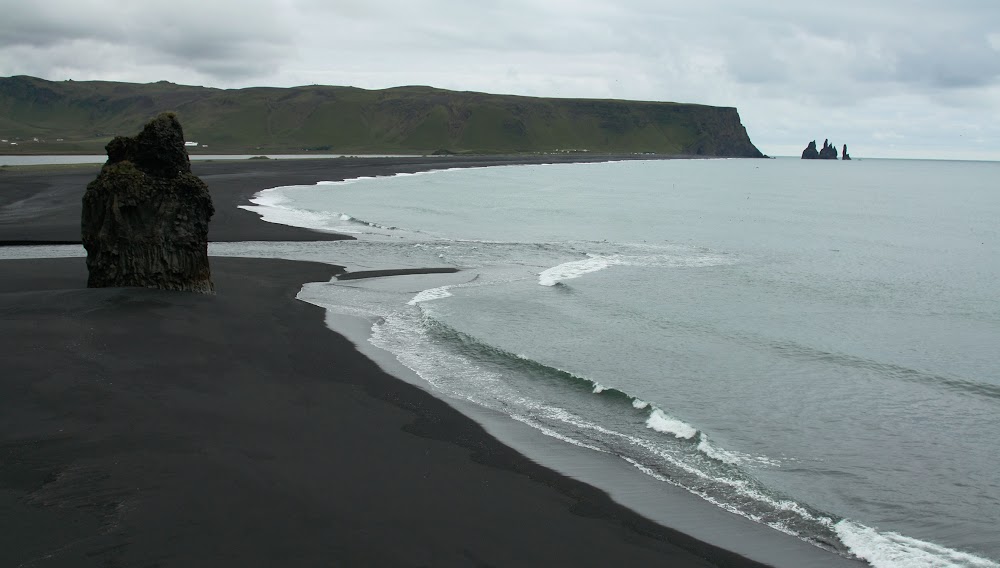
[0, 156, 862, 566]
[0, 256, 777, 567]
[1, 154, 690, 245]
[304, 281, 867, 568]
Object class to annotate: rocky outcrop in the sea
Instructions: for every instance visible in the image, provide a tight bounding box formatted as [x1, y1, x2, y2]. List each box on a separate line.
[842, 144, 851, 160]
[801, 138, 844, 160]
[81, 113, 215, 293]
[801, 140, 820, 159]
[818, 139, 838, 159]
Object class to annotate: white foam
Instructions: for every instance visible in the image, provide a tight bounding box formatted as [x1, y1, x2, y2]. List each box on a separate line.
[296, 252, 854, 558]
[524, 396, 826, 540]
[696, 433, 780, 468]
[645, 408, 698, 439]
[537, 247, 734, 286]
[619, 432, 821, 540]
[336, 213, 403, 232]
[310, 279, 843, 552]
[509, 413, 606, 453]
[239, 202, 338, 231]
[697, 434, 743, 465]
[248, 188, 289, 207]
[239, 173, 435, 235]
[316, 176, 377, 186]
[407, 286, 454, 305]
[834, 520, 999, 568]
[592, 383, 607, 394]
[239, 186, 344, 232]
[538, 256, 615, 286]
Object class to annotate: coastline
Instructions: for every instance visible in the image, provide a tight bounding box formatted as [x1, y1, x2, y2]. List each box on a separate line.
[0, 154, 686, 245]
[1, 155, 862, 567]
[1, 256, 775, 567]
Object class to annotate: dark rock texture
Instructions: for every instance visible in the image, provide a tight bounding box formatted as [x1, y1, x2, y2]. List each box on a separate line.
[802, 139, 842, 160]
[842, 144, 851, 160]
[819, 139, 838, 160]
[801, 140, 820, 159]
[679, 106, 766, 158]
[81, 113, 215, 293]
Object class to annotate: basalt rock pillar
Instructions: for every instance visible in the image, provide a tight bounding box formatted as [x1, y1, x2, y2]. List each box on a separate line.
[82, 113, 214, 293]
[818, 139, 839, 159]
[801, 140, 820, 159]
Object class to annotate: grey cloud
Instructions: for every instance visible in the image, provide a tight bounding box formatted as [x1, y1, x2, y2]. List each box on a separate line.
[887, 36, 1000, 89]
[2, 0, 1000, 157]
[661, 1, 1000, 94]
[0, 0, 296, 80]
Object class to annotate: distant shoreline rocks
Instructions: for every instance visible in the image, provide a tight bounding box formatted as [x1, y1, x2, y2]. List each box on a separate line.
[801, 139, 851, 160]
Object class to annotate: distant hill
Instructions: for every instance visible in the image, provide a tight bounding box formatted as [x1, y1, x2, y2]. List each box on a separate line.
[0, 75, 764, 157]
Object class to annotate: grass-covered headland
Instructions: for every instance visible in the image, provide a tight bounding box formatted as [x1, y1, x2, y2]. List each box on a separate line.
[0, 75, 764, 157]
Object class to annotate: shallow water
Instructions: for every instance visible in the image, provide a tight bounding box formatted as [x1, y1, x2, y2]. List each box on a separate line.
[241, 158, 1000, 567]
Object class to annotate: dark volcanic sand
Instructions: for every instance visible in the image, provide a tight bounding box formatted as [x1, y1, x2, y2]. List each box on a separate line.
[1, 156, 768, 567]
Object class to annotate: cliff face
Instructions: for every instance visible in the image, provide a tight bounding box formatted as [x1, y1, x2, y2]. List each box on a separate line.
[675, 106, 764, 158]
[0, 75, 764, 157]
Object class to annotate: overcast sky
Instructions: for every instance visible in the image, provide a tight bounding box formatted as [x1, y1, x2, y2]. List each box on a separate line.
[2, 0, 998, 159]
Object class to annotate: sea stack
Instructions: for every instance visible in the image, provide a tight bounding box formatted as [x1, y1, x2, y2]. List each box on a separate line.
[801, 140, 820, 159]
[801, 138, 842, 160]
[81, 113, 215, 293]
[818, 139, 838, 159]
[842, 144, 852, 160]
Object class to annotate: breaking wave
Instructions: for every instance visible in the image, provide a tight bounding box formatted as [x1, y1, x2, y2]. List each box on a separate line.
[538, 248, 735, 286]
[326, 290, 992, 566]
[834, 521, 999, 568]
[395, 312, 856, 546]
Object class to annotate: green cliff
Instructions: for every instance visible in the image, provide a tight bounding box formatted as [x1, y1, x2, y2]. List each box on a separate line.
[0, 75, 764, 157]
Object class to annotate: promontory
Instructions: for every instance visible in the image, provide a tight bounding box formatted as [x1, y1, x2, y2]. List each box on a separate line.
[0, 75, 764, 157]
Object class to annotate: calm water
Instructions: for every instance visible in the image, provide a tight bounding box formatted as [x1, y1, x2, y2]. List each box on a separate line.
[10, 157, 995, 566]
[242, 158, 1000, 567]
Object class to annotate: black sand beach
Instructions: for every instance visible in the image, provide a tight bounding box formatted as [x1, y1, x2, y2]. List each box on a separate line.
[0, 154, 668, 245]
[1, 156, 770, 567]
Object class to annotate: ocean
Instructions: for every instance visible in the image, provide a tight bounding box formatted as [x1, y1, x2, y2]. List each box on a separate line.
[7, 157, 998, 567]
[239, 157, 1000, 568]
